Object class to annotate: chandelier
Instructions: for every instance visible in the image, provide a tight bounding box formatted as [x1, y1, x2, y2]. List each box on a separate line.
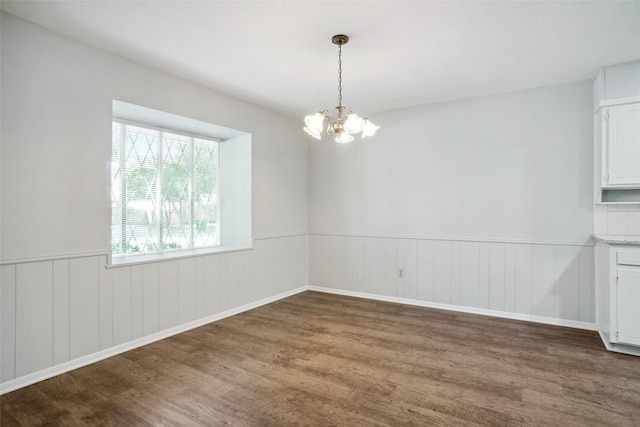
[304, 34, 379, 143]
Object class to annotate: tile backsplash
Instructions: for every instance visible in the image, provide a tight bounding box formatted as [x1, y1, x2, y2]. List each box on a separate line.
[595, 204, 640, 236]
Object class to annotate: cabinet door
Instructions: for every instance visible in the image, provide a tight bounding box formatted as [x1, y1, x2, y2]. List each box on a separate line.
[606, 102, 640, 186]
[616, 267, 640, 346]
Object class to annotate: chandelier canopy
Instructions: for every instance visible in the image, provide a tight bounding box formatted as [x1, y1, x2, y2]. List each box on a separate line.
[304, 34, 379, 143]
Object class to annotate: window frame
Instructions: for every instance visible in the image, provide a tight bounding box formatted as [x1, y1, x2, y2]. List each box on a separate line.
[107, 100, 253, 269]
[111, 118, 221, 259]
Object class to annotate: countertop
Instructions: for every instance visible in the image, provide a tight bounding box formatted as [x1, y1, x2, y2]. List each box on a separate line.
[593, 235, 640, 245]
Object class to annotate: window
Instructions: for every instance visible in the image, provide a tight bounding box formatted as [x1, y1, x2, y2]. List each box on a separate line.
[109, 100, 252, 266]
[111, 120, 219, 256]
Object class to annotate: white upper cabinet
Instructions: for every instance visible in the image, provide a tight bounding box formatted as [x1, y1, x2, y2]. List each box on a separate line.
[594, 61, 640, 203]
[603, 101, 640, 187]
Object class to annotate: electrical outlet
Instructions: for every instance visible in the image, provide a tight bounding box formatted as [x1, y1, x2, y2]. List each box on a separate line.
[398, 268, 404, 279]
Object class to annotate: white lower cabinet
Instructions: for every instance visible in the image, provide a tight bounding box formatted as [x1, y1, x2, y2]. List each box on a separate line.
[595, 242, 640, 355]
[616, 266, 640, 346]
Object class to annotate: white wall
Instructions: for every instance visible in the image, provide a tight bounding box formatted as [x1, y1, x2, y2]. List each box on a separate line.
[1, 12, 307, 262]
[310, 81, 593, 243]
[309, 81, 595, 325]
[0, 13, 308, 390]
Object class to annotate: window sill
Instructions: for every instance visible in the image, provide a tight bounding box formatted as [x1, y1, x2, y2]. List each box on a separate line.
[106, 244, 253, 268]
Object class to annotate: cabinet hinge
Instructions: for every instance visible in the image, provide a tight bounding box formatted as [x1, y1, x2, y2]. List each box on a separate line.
[603, 110, 610, 122]
[605, 174, 610, 184]
[616, 276, 618, 283]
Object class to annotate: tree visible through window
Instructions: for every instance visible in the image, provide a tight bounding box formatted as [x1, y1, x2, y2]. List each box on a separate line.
[111, 120, 219, 256]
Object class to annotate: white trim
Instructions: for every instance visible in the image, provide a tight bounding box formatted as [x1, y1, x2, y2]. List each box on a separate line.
[308, 232, 595, 247]
[598, 330, 640, 357]
[106, 244, 253, 268]
[0, 286, 307, 395]
[0, 233, 307, 267]
[253, 233, 308, 241]
[599, 330, 613, 351]
[0, 251, 110, 266]
[113, 117, 221, 144]
[592, 235, 640, 246]
[308, 286, 598, 331]
[599, 96, 640, 108]
[597, 201, 640, 205]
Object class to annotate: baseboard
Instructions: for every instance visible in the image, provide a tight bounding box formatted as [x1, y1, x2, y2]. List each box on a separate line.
[599, 330, 613, 351]
[598, 330, 640, 357]
[0, 286, 307, 395]
[308, 286, 598, 331]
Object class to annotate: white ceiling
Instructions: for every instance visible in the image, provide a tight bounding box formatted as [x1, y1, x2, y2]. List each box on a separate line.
[2, 1, 639, 119]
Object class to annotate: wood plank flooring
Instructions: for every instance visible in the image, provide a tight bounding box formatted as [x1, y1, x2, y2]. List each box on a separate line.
[2, 291, 639, 426]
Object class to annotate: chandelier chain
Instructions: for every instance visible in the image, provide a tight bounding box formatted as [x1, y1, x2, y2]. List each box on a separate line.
[337, 43, 343, 108]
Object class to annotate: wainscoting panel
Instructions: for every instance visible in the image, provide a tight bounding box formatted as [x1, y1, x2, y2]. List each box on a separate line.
[69, 256, 100, 360]
[131, 265, 144, 341]
[0, 234, 308, 391]
[112, 266, 132, 346]
[362, 237, 379, 295]
[1, 265, 16, 383]
[141, 262, 160, 337]
[178, 257, 198, 325]
[433, 240, 452, 304]
[16, 262, 53, 378]
[579, 248, 594, 323]
[158, 259, 180, 331]
[514, 244, 533, 314]
[99, 256, 114, 350]
[53, 260, 70, 365]
[459, 241, 480, 308]
[404, 239, 417, 300]
[309, 234, 595, 325]
[416, 240, 434, 302]
[489, 242, 506, 311]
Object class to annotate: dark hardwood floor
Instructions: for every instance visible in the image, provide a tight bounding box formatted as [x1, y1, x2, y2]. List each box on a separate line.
[2, 291, 639, 426]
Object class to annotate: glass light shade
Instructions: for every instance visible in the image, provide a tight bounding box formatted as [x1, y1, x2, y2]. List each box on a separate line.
[335, 132, 354, 143]
[361, 119, 380, 138]
[304, 112, 327, 139]
[343, 112, 365, 134]
[304, 126, 322, 139]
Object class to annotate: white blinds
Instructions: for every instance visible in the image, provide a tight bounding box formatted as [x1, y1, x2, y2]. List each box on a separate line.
[111, 120, 219, 256]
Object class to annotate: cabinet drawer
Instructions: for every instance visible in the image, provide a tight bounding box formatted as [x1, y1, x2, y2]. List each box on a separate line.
[617, 251, 640, 266]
